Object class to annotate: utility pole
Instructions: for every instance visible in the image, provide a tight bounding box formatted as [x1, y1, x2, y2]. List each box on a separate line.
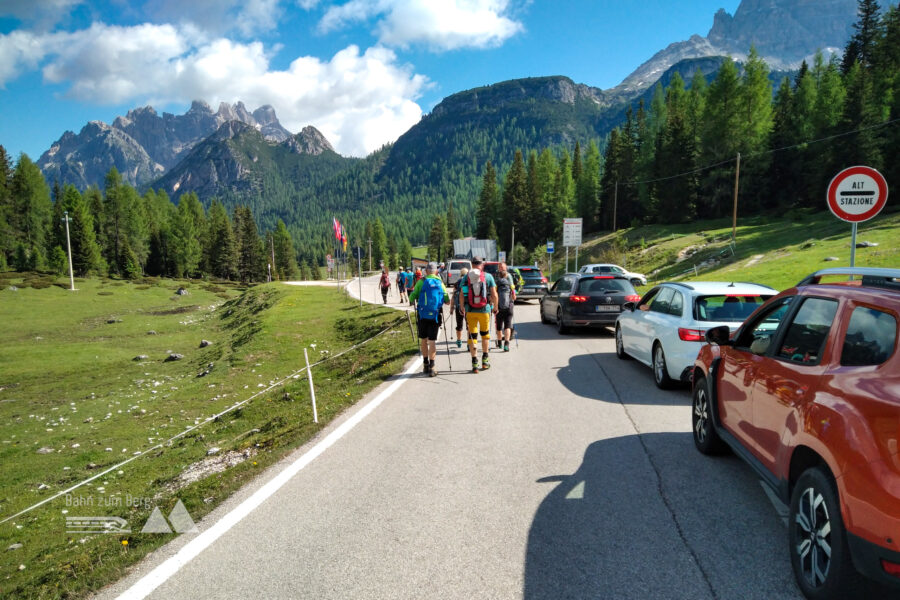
[510, 227, 515, 265]
[732, 152, 741, 243]
[613, 180, 618, 232]
[367, 238, 373, 272]
[270, 235, 276, 282]
[62, 211, 75, 291]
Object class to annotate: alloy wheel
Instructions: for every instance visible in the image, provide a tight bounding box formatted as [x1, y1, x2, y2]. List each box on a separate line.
[693, 387, 709, 445]
[794, 486, 833, 588]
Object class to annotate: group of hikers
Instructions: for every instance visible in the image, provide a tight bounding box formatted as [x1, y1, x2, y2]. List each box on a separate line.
[378, 257, 517, 375]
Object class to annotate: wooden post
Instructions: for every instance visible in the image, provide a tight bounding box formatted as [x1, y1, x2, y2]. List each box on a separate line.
[732, 152, 741, 243]
[613, 180, 618, 232]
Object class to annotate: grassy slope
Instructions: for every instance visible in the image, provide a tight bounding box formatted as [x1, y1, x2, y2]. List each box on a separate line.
[0, 276, 417, 599]
[577, 208, 900, 293]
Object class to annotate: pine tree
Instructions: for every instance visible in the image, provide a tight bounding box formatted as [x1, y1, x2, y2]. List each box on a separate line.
[738, 46, 774, 212]
[273, 219, 298, 279]
[205, 200, 238, 279]
[118, 235, 141, 279]
[0, 145, 12, 264]
[475, 161, 500, 238]
[398, 238, 412, 269]
[699, 58, 742, 218]
[501, 150, 528, 250]
[446, 199, 461, 241]
[49, 246, 67, 276]
[843, 0, 884, 72]
[9, 154, 52, 263]
[371, 218, 388, 269]
[551, 149, 575, 236]
[427, 215, 447, 262]
[576, 141, 602, 232]
[68, 189, 102, 276]
[173, 195, 202, 278]
[387, 235, 399, 270]
[234, 206, 263, 283]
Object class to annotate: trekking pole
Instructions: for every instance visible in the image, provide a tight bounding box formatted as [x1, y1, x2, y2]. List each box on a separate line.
[512, 312, 519, 349]
[406, 311, 416, 342]
[442, 306, 452, 371]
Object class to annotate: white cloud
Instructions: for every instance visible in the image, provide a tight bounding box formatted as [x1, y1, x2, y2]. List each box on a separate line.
[140, 0, 283, 37]
[0, 0, 83, 30]
[319, 0, 524, 50]
[0, 23, 426, 156]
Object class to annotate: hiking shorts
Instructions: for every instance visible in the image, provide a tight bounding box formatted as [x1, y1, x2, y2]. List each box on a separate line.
[466, 312, 491, 339]
[417, 317, 441, 341]
[495, 308, 513, 331]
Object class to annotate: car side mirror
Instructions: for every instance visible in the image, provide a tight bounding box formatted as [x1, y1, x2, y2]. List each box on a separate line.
[622, 302, 635, 312]
[705, 325, 731, 346]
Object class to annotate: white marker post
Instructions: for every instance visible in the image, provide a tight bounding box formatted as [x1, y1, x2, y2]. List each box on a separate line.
[303, 348, 318, 423]
[62, 211, 75, 291]
[826, 166, 888, 267]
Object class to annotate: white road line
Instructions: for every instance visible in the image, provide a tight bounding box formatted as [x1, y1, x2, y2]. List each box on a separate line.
[116, 358, 423, 600]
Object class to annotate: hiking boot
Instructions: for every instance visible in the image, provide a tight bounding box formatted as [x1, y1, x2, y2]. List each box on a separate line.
[456, 339, 461, 348]
[504, 343, 510, 352]
[496, 340, 502, 349]
[429, 367, 438, 377]
[481, 356, 491, 370]
[471, 357, 479, 373]
[423, 361, 431, 375]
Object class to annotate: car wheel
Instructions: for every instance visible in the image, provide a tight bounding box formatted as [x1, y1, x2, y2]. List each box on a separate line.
[789, 467, 864, 600]
[540, 302, 550, 324]
[652, 343, 674, 389]
[631, 278, 643, 287]
[556, 308, 569, 334]
[691, 377, 726, 454]
[615, 325, 632, 360]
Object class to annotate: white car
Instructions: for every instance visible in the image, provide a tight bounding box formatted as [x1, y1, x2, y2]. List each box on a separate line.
[615, 281, 776, 388]
[578, 263, 647, 286]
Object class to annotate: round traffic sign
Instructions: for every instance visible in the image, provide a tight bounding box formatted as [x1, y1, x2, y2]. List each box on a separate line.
[826, 166, 888, 223]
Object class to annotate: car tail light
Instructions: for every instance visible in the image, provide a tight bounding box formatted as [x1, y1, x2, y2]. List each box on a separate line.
[625, 294, 641, 303]
[541, 277, 548, 283]
[678, 328, 706, 342]
[593, 276, 614, 279]
[569, 295, 589, 303]
[883, 559, 900, 578]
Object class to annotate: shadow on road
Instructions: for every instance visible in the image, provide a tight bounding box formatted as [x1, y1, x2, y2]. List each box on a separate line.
[513, 319, 614, 342]
[524, 433, 807, 600]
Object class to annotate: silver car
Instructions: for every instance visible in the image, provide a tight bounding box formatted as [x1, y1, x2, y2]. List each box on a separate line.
[578, 263, 647, 287]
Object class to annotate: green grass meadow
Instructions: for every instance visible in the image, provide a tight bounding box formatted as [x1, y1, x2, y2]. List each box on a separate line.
[0, 276, 417, 599]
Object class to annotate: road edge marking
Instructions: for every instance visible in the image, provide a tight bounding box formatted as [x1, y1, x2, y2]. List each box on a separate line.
[116, 358, 423, 600]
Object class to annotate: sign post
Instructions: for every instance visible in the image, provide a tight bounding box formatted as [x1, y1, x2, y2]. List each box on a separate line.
[546, 241, 554, 277]
[826, 166, 888, 267]
[562, 218, 582, 272]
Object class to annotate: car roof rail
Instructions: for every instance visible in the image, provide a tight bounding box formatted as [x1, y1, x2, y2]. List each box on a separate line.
[667, 282, 695, 290]
[797, 267, 900, 288]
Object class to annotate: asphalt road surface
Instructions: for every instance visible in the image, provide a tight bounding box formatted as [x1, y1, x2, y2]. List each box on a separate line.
[96, 274, 828, 599]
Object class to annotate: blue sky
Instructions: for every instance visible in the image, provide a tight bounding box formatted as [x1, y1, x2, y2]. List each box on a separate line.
[0, 0, 740, 160]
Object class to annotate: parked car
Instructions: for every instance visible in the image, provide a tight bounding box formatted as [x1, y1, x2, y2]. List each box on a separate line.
[511, 265, 549, 301]
[444, 259, 471, 285]
[540, 273, 640, 334]
[691, 267, 900, 598]
[615, 281, 776, 388]
[579, 263, 647, 287]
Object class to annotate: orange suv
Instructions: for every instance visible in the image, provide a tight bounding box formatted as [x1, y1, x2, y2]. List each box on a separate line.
[691, 267, 900, 599]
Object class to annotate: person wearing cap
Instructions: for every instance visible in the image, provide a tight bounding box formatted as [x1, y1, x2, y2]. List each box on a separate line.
[451, 267, 469, 348]
[494, 262, 517, 351]
[396, 267, 408, 304]
[459, 256, 498, 372]
[408, 262, 450, 376]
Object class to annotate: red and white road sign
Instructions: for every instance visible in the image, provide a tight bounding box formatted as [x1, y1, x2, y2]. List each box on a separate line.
[827, 166, 888, 223]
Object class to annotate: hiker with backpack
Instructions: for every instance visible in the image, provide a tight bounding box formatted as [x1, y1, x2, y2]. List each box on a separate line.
[408, 262, 450, 376]
[451, 267, 469, 348]
[460, 257, 498, 373]
[494, 263, 517, 351]
[396, 268, 408, 304]
[379, 268, 391, 303]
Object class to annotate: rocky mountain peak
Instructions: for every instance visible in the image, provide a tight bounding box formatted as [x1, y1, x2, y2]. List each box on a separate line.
[283, 125, 335, 155]
[188, 100, 213, 114]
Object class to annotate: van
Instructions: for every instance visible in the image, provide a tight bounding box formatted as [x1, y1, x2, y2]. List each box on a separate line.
[445, 260, 471, 285]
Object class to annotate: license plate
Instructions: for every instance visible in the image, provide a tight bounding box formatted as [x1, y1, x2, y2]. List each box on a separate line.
[596, 305, 620, 312]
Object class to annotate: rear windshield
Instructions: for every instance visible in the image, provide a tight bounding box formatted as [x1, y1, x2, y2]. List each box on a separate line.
[588, 265, 625, 274]
[483, 263, 499, 275]
[449, 262, 469, 270]
[694, 294, 772, 322]
[576, 278, 634, 294]
[518, 268, 543, 278]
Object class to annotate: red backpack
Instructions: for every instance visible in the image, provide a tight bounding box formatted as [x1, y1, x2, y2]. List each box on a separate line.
[467, 270, 489, 309]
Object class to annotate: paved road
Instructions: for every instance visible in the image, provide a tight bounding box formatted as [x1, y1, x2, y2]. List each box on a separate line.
[97, 273, 810, 600]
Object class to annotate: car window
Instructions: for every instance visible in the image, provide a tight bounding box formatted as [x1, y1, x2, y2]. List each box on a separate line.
[669, 290, 684, 317]
[776, 297, 839, 365]
[639, 287, 660, 308]
[552, 278, 571, 293]
[695, 294, 771, 322]
[840, 307, 898, 366]
[450, 262, 469, 270]
[576, 278, 634, 294]
[649, 288, 674, 314]
[735, 297, 794, 355]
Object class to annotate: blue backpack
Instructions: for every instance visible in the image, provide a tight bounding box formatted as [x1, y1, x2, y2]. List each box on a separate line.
[416, 278, 444, 321]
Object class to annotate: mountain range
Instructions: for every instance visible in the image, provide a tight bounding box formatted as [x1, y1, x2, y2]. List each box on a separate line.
[34, 0, 860, 247]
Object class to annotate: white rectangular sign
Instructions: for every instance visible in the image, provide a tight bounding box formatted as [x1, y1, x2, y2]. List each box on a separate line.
[562, 218, 583, 247]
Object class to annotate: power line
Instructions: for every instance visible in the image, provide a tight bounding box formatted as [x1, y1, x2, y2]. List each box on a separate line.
[614, 116, 900, 187]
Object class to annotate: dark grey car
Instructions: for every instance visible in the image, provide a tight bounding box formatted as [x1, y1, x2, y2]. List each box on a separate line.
[512, 266, 549, 301]
[540, 274, 640, 334]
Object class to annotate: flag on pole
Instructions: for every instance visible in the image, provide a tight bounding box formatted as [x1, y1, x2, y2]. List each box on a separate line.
[332, 218, 340, 241]
[341, 224, 348, 251]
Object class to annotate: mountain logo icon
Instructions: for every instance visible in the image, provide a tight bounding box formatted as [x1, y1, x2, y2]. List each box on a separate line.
[140, 500, 198, 534]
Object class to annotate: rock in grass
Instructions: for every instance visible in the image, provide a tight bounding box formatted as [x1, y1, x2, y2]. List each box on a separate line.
[164, 353, 184, 362]
[824, 256, 840, 261]
[199, 340, 212, 348]
[36, 447, 54, 454]
[147, 330, 158, 335]
[107, 318, 122, 324]
[133, 355, 149, 361]
[176, 287, 189, 295]
[37, 483, 50, 490]
[7, 543, 23, 551]
[206, 447, 221, 456]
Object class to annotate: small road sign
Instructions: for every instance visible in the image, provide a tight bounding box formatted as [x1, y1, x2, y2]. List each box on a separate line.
[562, 218, 582, 247]
[827, 166, 888, 223]
[547, 241, 554, 254]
